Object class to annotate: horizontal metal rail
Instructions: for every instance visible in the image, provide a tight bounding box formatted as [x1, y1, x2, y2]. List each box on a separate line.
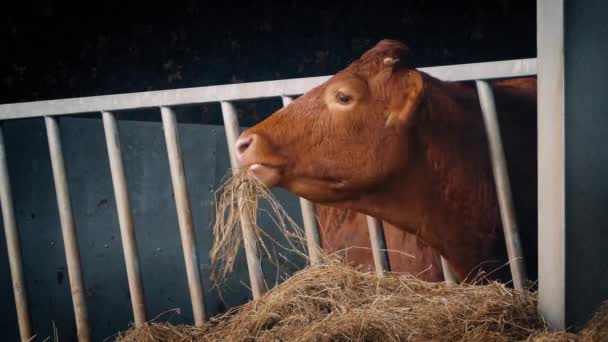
[0, 59, 536, 120]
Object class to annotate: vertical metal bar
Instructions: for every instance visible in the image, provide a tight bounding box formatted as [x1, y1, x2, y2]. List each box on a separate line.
[298, 199, 322, 264]
[160, 107, 207, 324]
[365, 216, 391, 277]
[44, 117, 91, 342]
[220, 101, 267, 299]
[537, 0, 565, 329]
[280, 96, 322, 264]
[101, 111, 147, 326]
[440, 256, 458, 286]
[475, 80, 528, 290]
[0, 125, 33, 342]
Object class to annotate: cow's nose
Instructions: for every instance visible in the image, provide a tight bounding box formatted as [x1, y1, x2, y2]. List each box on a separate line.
[235, 134, 256, 162]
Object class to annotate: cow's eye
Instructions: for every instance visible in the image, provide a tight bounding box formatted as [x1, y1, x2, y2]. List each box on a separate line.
[336, 91, 352, 104]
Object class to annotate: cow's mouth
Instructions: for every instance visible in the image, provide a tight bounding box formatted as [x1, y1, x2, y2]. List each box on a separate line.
[246, 163, 282, 188]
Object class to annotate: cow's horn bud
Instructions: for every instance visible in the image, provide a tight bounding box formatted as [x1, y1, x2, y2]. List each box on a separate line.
[383, 57, 400, 66]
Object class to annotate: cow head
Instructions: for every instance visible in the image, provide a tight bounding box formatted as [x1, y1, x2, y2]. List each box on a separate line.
[236, 39, 425, 204]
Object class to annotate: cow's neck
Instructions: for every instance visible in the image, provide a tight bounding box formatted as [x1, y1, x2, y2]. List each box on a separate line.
[344, 76, 507, 281]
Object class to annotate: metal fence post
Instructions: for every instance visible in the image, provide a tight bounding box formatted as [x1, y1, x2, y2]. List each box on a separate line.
[475, 80, 528, 290]
[537, 0, 565, 328]
[45, 117, 91, 341]
[160, 106, 207, 325]
[101, 111, 147, 325]
[220, 101, 267, 299]
[365, 216, 391, 277]
[440, 256, 458, 285]
[0, 125, 33, 342]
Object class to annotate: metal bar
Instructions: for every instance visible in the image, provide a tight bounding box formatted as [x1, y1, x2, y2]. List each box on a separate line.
[281, 96, 322, 264]
[0, 125, 33, 342]
[0, 59, 537, 120]
[365, 216, 391, 277]
[537, 0, 565, 329]
[475, 80, 528, 290]
[297, 199, 322, 264]
[44, 117, 91, 342]
[440, 256, 458, 286]
[220, 101, 267, 299]
[160, 106, 207, 325]
[101, 111, 147, 326]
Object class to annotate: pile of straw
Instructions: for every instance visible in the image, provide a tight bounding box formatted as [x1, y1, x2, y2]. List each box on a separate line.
[114, 170, 606, 341]
[115, 259, 608, 341]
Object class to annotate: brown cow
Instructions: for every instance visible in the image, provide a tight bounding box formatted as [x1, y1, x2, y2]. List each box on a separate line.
[236, 39, 537, 284]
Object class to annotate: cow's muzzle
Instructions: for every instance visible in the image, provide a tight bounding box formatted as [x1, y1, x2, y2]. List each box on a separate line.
[235, 133, 283, 187]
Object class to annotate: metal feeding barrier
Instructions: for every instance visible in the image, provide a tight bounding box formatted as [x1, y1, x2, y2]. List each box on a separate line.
[0, 58, 536, 341]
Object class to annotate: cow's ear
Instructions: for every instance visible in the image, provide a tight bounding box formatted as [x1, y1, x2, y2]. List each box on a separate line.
[385, 70, 425, 127]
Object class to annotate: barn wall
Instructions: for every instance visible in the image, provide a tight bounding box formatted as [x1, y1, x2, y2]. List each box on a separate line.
[0, 117, 305, 341]
[564, 0, 608, 329]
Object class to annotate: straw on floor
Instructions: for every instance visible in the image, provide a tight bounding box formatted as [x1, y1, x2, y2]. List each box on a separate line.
[114, 258, 608, 341]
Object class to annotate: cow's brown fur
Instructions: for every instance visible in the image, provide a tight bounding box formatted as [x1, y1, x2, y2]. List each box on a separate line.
[314, 205, 444, 282]
[236, 39, 537, 284]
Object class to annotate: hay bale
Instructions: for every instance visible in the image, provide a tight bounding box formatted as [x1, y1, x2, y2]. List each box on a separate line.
[578, 301, 608, 342]
[114, 259, 608, 341]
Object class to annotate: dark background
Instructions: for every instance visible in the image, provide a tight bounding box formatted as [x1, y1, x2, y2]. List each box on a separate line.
[1, 1, 536, 105]
[0, 0, 537, 340]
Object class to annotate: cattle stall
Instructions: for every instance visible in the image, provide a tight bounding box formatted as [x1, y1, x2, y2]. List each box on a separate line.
[0, 57, 536, 341]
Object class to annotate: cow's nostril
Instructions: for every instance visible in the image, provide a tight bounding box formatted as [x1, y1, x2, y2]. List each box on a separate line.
[236, 135, 254, 155]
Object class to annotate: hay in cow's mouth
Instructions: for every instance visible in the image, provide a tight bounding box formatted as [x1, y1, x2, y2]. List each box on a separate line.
[209, 168, 312, 288]
[113, 258, 608, 341]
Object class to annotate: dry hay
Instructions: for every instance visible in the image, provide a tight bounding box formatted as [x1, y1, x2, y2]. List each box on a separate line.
[209, 169, 310, 288]
[114, 260, 608, 341]
[114, 170, 605, 341]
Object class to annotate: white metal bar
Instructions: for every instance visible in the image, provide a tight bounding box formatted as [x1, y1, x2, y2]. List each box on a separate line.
[440, 256, 458, 285]
[160, 106, 207, 325]
[220, 101, 267, 299]
[475, 80, 528, 290]
[537, 0, 565, 329]
[0, 59, 536, 120]
[0, 125, 33, 342]
[44, 117, 91, 342]
[365, 216, 391, 277]
[281, 96, 322, 264]
[101, 111, 147, 326]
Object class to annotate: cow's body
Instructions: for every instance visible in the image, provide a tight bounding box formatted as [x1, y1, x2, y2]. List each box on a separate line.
[315, 204, 444, 281]
[236, 40, 537, 285]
